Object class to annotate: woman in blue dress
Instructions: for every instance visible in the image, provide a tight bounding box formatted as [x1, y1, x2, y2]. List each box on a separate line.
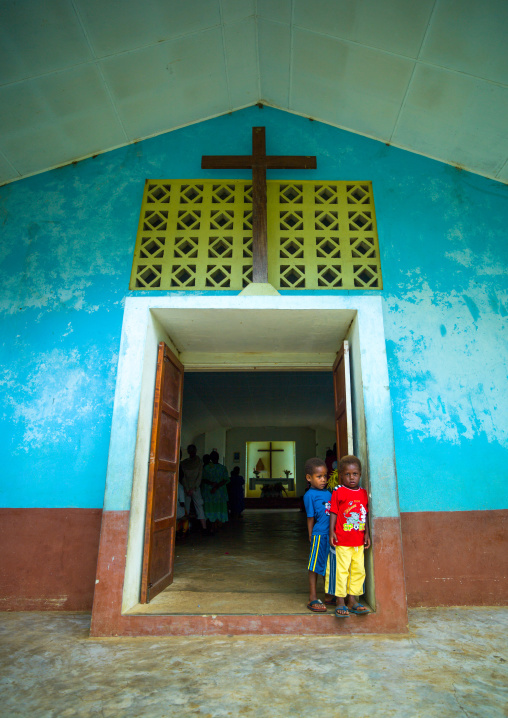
[202, 450, 230, 528]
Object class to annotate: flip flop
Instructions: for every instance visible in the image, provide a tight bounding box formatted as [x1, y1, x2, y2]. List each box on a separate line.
[307, 600, 327, 613]
[334, 606, 350, 618]
[348, 604, 369, 615]
[325, 598, 337, 606]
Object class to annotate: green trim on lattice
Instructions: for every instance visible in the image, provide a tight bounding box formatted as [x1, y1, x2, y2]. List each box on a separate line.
[130, 180, 382, 291]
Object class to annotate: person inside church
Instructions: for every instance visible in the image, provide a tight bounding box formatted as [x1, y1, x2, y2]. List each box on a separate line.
[202, 450, 230, 530]
[180, 444, 207, 531]
[228, 466, 245, 520]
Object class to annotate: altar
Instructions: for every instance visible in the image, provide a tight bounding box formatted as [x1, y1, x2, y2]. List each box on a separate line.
[248, 476, 295, 492]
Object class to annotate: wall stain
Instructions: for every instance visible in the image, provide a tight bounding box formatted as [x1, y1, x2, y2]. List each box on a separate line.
[463, 295, 480, 323]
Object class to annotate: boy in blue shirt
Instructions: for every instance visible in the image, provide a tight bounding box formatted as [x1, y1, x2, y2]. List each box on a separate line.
[303, 457, 334, 612]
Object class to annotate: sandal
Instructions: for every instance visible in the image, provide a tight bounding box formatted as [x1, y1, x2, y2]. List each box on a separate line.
[307, 600, 327, 613]
[348, 603, 369, 615]
[325, 598, 337, 606]
[334, 606, 350, 618]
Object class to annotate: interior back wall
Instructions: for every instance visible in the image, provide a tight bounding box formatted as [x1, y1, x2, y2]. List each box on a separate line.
[226, 426, 316, 495]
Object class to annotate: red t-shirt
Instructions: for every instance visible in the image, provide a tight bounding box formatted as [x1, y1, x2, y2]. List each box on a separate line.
[330, 486, 368, 547]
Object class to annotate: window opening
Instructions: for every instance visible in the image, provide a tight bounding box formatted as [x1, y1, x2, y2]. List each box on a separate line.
[130, 180, 382, 291]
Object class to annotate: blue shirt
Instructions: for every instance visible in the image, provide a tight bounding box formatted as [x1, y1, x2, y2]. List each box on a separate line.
[303, 488, 332, 536]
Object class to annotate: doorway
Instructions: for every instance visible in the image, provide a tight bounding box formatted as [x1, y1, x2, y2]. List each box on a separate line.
[124, 308, 366, 615]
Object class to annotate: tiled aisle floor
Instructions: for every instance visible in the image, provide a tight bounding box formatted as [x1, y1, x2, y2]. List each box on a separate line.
[129, 509, 345, 615]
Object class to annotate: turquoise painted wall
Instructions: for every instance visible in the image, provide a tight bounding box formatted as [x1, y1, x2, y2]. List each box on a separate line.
[1, 106, 507, 511]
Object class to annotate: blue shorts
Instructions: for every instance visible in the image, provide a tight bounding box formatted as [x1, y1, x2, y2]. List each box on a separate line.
[307, 534, 330, 576]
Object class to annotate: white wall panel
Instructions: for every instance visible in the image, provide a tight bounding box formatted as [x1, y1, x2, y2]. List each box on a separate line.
[393, 64, 508, 176]
[74, 0, 221, 57]
[0, 65, 126, 175]
[0, 152, 19, 184]
[293, 0, 435, 58]
[421, 0, 508, 84]
[258, 0, 292, 24]
[220, 0, 255, 24]
[100, 29, 229, 139]
[258, 20, 291, 107]
[291, 29, 414, 139]
[224, 18, 259, 107]
[0, 0, 92, 85]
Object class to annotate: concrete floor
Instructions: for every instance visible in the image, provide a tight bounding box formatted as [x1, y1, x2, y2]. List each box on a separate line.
[130, 509, 369, 615]
[0, 608, 506, 717]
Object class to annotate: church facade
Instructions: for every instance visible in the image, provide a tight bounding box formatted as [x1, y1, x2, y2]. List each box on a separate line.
[2, 106, 507, 630]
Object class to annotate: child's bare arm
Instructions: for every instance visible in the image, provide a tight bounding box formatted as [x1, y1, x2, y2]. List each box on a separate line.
[329, 513, 337, 545]
[307, 517, 315, 541]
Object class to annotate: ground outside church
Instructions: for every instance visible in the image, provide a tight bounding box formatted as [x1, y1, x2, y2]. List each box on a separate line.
[0, 608, 506, 717]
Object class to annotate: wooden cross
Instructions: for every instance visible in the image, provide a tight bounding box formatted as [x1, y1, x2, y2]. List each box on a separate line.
[202, 127, 317, 283]
[258, 441, 284, 479]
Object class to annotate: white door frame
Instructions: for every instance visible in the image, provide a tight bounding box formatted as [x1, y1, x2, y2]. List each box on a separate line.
[100, 295, 400, 613]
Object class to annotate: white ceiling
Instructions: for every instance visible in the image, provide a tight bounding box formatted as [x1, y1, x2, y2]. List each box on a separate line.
[1, 0, 507, 185]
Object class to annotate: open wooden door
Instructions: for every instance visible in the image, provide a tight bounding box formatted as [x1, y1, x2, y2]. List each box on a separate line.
[140, 341, 184, 603]
[333, 340, 353, 460]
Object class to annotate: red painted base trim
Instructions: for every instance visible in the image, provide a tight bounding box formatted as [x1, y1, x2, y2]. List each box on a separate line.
[4, 508, 505, 619]
[401, 509, 508, 607]
[0, 508, 102, 611]
[90, 512, 408, 636]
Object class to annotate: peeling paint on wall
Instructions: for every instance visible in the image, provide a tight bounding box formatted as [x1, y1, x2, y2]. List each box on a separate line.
[7, 347, 117, 451]
[385, 281, 507, 448]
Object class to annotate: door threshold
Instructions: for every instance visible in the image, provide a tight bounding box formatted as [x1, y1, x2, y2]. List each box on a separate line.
[124, 591, 373, 617]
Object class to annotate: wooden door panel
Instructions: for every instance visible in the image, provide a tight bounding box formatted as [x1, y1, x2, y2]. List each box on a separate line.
[140, 342, 183, 603]
[333, 340, 353, 460]
[334, 359, 346, 413]
[162, 359, 182, 409]
[158, 412, 179, 461]
[149, 525, 175, 595]
[153, 470, 176, 520]
[161, 402, 179, 421]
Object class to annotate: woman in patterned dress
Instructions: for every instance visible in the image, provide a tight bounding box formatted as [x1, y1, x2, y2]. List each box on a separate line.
[202, 450, 230, 528]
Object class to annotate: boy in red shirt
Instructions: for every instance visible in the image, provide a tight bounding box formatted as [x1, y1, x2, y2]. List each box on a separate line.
[325, 454, 371, 617]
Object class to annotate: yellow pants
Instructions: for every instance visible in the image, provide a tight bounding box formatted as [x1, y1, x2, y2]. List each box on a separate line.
[325, 545, 365, 597]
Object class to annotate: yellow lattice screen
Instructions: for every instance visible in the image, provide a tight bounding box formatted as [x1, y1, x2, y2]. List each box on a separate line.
[130, 180, 382, 290]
